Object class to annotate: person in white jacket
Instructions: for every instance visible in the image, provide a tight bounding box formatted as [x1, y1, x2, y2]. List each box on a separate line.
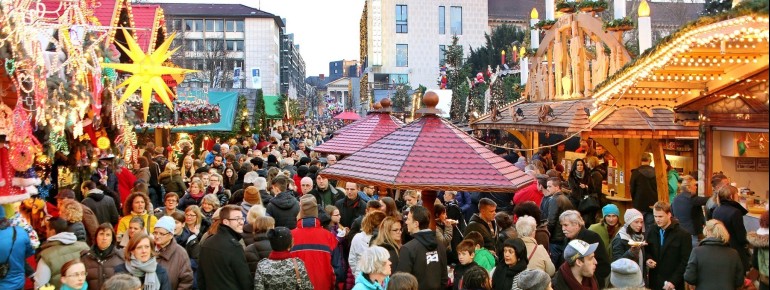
[348, 211, 386, 277]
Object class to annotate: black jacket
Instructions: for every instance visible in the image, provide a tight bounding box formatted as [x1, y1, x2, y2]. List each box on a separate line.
[114, 262, 172, 290]
[266, 191, 300, 229]
[712, 199, 750, 269]
[491, 260, 528, 290]
[683, 238, 744, 290]
[629, 165, 657, 213]
[396, 230, 448, 290]
[82, 190, 120, 226]
[245, 232, 272, 278]
[644, 220, 692, 290]
[335, 196, 366, 228]
[672, 191, 709, 235]
[197, 225, 253, 290]
[308, 186, 343, 209]
[463, 214, 497, 251]
[452, 261, 478, 290]
[572, 228, 610, 287]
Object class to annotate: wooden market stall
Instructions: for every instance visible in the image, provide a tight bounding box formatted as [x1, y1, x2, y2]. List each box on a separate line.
[315, 99, 405, 157]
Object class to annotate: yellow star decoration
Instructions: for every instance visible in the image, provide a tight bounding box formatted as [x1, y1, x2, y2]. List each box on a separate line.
[101, 29, 197, 121]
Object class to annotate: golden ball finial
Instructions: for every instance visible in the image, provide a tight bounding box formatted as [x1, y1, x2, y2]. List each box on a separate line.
[372, 102, 383, 110]
[423, 91, 439, 108]
[380, 98, 392, 108]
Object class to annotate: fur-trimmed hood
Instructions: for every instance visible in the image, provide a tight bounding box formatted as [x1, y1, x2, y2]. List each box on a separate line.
[748, 231, 769, 249]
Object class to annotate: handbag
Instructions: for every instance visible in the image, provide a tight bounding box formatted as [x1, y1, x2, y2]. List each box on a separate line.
[578, 194, 601, 213]
[0, 228, 17, 279]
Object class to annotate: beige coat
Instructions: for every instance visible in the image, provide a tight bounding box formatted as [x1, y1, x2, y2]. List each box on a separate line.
[521, 236, 555, 276]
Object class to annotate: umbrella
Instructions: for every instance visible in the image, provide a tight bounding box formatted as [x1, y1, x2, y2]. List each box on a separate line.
[333, 111, 361, 121]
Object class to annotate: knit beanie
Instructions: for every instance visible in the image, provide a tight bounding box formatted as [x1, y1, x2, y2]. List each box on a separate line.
[624, 208, 643, 226]
[267, 227, 293, 251]
[602, 204, 620, 217]
[154, 216, 176, 234]
[516, 269, 551, 290]
[299, 194, 318, 218]
[243, 186, 260, 205]
[610, 258, 644, 288]
[212, 143, 221, 153]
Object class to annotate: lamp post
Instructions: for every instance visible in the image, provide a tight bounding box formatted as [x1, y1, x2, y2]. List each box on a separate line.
[638, 0, 652, 52]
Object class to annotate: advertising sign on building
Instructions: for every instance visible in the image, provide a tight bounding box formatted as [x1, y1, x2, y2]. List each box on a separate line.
[251, 67, 262, 89]
[233, 67, 242, 88]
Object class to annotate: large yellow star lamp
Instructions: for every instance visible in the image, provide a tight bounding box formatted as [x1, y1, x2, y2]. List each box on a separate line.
[101, 29, 197, 121]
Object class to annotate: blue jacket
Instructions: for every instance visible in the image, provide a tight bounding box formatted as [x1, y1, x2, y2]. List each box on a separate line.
[455, 192, 479, 221]
[0, 226, 34, 290]
[351, 272, 389, 290]
[671, 192, 709, 236]
[358, 191, 379, 203]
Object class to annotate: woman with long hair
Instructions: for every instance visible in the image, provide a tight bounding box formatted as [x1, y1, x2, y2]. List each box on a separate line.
[372, 217, 403, 271]
[114, 233, 172, 290]
[380, 197, 401, 221]
[205, 173, 229, 205]
[222, 166, 237, 191]
[159, 162, 186, 196]
[684, 219, 744, 289]
[567, 159, 591, 208]
[350, 212, 387, 276]
[181, 156, 195, 184]
[245, 216, 275, 278]
[582, 156, 604, 225]
[82, 224, 124, 290]
[117, 192, 157, 238]
[179, 205, 205, 245]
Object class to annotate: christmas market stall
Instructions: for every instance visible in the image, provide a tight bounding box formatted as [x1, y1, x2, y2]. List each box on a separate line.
[591, 0, 769, 220]
[320, 91, 533, 228]
[315, 99, 405, 157]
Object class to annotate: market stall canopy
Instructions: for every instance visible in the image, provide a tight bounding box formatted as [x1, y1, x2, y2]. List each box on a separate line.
[592, 4, 769, 113]
[333, 101, 384, 135]
[171, 91, 237, 132]
[263, 95, 284, 120]
[471, 99, 592, 135]
[588, 107, 698, 139]
[316, 100, 405, 156]
[320, 91, 533, 192]
[333, 111, 362, 121]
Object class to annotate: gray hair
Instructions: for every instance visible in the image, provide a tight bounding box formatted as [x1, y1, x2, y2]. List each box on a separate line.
[101, 273, 141, 290]
[202, 194, 221, 208]
[358, 246, 391, 274]
[515, 215, 537, 237]
[559, 210, 584, 227]
[254, 177, 267, 191]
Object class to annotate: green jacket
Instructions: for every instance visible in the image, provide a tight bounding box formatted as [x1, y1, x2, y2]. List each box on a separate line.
[667, 169, 680, 202]
[474, 248, 496, 271]
[588, 223, 612, 259]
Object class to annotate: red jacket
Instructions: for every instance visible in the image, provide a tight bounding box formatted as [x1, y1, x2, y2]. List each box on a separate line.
[115, 167, 137, 205]
[293, 174, 303, 196]
[513, 182, 543, 207]
[291, 217, 338, 290]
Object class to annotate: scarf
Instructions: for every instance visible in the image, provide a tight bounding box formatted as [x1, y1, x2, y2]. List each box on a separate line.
[607, 224, 619, 240]
[124, 255, 161, 290]
[575, 170, 585, 179]
[190, 189, 204, 199]
[268, 250, 294, 260]
[60, 281, 89, 290]
[93, 244, 115, 260]
[558, 262, 598, 290]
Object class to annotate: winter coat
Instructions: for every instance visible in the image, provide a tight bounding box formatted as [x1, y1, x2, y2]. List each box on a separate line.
[177, 191, 203, 211]
[568, 167, 591, 202]
[35, 232, 90, 289]
[513, 182, 543, 208]
[629, 165, 657, 213]
[153, 207, 183, 220]
[81, 246, 124, 290]
[352, 272, 389, 290]
[245, 233, 272, 278]
[266, 190, 300, 229]
[474, 248, 496, 271]
[114, 262, 172, 290]
[349, 232, 373, 276]
[748, 230, 769, 288]
[82, 189, 120, 226]
[396, 230, 449, 290]
[291, 217, 338, 290]
[436, 221, 454, 252]
[683, 238, 744, 290]
[159, 170, 187, 195]
[667, 169, 680, 202]
[335, 196, 366, 228]
[117, 212, 157, 236]
[114, 167, 137, 205]
[544, 192, 570, 244]
[452, 261, 478, 290]
[455, 191, 479, 221]
[521, 236, 555, 276]
[197, 225, 253, 290]
[464, 214, 498, 251]
[672, 191, 709, 236]
[0, 226, 34, 290]
[712, 199, 750, 269]
[571, 228, 610, 287]
[134, 167, 151, 184]
[644, 220, 692, 290]
[91, 168, 118, 195]
[253, 254, 313, 290]
[587, 222, 617, 259]
[308, 186, 343, 209]
[491, 259, 528, 290]
[611, 227, 645, 264]
[156, 239, 194, 290]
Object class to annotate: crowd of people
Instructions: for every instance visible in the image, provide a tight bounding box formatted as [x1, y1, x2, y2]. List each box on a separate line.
[0, 122, 767, 290]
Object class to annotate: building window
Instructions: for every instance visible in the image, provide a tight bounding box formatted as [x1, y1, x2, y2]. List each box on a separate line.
[396, 44, 408, 67]
[172, 19, 182, 31]
[206, 19, 224, 32]
[206, 39, 224, 50]
[186, 19, 203, 32]
[450, 6, 462, 35]
[186, 39, 203, 51]
[438, 6, 445, 34]
[226, 40, 244, 52]
[396, 5, 408, 33]
[439, 45, 446, 66]
[226, 20, 245, 32]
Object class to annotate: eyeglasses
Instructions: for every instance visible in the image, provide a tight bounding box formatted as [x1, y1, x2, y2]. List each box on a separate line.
[332, 214, 341, 217]
[209, 179, 220, 182]
[65, 271, 87, 278]
[152, 231, 171, 237]
[185, 214, 197, 218]
[226, 217, 245, 223]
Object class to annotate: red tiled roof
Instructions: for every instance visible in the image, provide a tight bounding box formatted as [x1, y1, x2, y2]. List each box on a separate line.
[315, 113, 405, 156]
[132, 4, 161, 51]
[333, 111, 361, 121]
[320, 115, 533, 192]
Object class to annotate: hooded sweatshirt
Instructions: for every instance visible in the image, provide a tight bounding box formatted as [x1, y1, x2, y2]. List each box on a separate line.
[629, 165, 657, 212]
[266, 190, 300, 229]
[35, 232, 89, 289]
[82, 188, 120, 226]
[396, 230, 448, 290]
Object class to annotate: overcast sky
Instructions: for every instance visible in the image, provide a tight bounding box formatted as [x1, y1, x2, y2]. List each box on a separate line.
[149, 0, 365, 77]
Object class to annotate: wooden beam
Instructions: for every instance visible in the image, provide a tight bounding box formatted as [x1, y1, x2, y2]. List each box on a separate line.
[634, 81, 708, 90]
[652, 140, 670, 203]
[506, 129, 531, 148]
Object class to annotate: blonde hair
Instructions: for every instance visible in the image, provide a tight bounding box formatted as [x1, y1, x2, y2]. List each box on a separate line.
[585, 156, 600, 169]
[58, 199, 83, 223]
[703, 219, 730, 244]
[372, 216, 402, 253]
[202, 194, 221, 209]
[680, 175, 696, 193]
[715, 185, 738, 206]
[185, 205, 203, 226]
[404, 190, 420, 200]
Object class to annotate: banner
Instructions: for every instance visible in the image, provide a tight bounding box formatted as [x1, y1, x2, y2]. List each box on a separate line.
[233, 67, 242, 88]
[250, 67, 262, 89]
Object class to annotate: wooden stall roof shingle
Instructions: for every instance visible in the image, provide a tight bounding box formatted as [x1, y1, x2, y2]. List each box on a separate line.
[472, 99, 593, 135]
